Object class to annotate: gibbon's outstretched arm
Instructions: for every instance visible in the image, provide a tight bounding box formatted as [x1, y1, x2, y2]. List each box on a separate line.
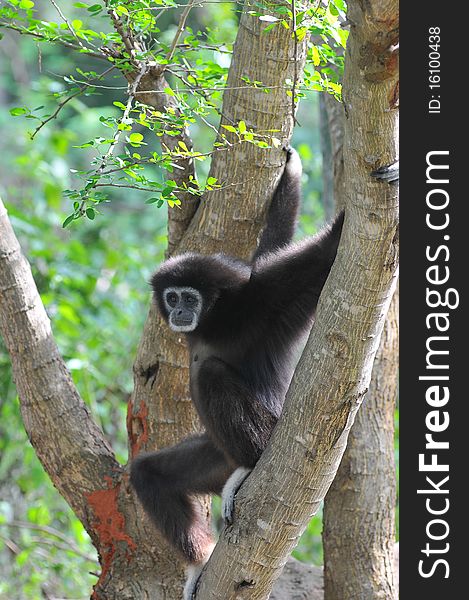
[252, 147, 302, 262]
[249, 210, 344, 325]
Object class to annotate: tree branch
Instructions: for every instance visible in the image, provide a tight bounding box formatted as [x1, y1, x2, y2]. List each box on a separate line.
[324, 289, 399, 600]
[105, 2, 200, 257]
[0, 198, 120, 536]
[130, 65, 200, 258]
[165, 0, 199, 63]
[125, 4, 310, 593]
[0, 22, 107, 60]
[49, 0, 87, 51]
[31, 65, 116, 139]
[105, 0, 141, 65]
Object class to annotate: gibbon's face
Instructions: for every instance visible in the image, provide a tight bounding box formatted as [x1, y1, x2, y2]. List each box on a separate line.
[163, 286, 203, 332]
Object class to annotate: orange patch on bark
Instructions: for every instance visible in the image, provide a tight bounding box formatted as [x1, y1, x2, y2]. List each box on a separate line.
[126, 397, 149, 458]
[87, 476, 136, 597]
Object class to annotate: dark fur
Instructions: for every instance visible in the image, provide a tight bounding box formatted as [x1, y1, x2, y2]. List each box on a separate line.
[130, 149, 344, 563]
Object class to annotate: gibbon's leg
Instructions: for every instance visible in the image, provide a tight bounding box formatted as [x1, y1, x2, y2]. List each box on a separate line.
[130, 434, 232, 565]
[196, 357, 278, 524]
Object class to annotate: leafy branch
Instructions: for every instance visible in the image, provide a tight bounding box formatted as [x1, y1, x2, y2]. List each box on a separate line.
[30, 65, 116, 139]
[2, 0, 348, 225]
[0, 20, 107, 59]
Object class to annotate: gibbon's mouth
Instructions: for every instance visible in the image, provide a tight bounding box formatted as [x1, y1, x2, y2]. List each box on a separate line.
[170, 322, 197, 332]
[169, 313, 197, 332]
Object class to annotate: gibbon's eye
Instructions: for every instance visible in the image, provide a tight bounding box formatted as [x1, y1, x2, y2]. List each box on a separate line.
[186, 295, 196, 305]
[166, 292, 178, 306]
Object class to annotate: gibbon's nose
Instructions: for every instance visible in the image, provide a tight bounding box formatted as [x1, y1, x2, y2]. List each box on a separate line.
[176, 308, 183, 316]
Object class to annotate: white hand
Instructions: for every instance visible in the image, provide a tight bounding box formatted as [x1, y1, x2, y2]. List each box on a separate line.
[221, 467, 251, 524]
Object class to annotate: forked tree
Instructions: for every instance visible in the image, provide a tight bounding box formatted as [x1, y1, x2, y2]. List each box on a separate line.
[0, 0, 398, 598]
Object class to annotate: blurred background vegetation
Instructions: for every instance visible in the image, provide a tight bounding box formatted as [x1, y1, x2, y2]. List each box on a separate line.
[0, 1, 396, 598]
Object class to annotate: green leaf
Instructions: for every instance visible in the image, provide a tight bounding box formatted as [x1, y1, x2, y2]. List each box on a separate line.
[296, 26, 308, 42]
[326, 3, 339, 23]
[333, 0, 347, 10]
[238, 120, 246, 134]
[10, 107, 28, 116]
[86, 207, 96, 220]
[167, 198, 181, 208]
[19, 0, 34, 9]
[116, 5, 129, 16]
[207, 177, 218, 186]
[129, 132, 144, 143]
[311, 45, 321, 66]
[221, 124, 237, 133]
[62, 214, 75, 228]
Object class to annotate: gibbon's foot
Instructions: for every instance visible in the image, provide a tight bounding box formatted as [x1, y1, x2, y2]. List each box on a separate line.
[283, 146, 302, 178]
[183, 543, 216, 600]
[221, 467, 252, 524]
[371, 160, 399, 183]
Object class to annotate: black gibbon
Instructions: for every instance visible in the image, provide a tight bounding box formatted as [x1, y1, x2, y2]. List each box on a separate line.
[130, 147, 344, 597]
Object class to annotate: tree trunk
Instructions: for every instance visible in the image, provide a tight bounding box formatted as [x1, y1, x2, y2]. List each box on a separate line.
[321, 2, 399, 598]
[318, 94, 335, 221]
[323, 290, 398, 600]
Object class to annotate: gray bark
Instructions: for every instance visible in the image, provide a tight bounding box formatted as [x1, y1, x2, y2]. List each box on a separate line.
[322, 94, 346, 212]
[318, 94, 335, 220]
[324, 291, 398, 600]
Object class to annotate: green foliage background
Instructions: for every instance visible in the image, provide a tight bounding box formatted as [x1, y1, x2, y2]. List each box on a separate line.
[0, 1, 396, 598]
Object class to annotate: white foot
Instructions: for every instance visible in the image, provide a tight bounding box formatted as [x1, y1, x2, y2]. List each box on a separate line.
[221, 467, 251, 524]
[183, 543, 215, 600]
[284, 146, 302, 177]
